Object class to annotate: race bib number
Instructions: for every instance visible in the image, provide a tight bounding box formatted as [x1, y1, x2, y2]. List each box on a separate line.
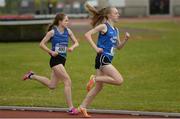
[55, 44, 67, 53]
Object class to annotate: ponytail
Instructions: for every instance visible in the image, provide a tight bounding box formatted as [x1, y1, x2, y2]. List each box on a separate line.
[84, 3, 112, 27]
[84, 3, 98, 16]
[47, 24, 54, 31]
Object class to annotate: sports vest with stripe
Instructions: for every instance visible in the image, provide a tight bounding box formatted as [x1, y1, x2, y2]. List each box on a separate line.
[51, 26, 69, 58]
[97, 23, 118, 62]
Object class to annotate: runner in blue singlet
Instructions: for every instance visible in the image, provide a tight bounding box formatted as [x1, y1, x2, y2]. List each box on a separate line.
[78, 3, 130, 118]
[23, 13, 79, 114]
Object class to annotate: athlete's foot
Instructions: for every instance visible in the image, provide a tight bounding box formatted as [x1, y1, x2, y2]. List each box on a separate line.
[86, 75, 95, 92]
[22, 71, 34, 80]
[67, 107, 79, 115]
[78, 107, 91, 118]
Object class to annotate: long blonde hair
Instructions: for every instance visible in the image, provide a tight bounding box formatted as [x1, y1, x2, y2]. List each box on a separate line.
[84, 3, 112, 27]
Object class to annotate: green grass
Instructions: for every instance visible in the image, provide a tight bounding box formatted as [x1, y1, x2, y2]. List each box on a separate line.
[0, 20, 180, 112]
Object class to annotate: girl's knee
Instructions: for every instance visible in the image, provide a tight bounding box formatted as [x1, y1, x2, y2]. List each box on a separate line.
[116, 77, 123, 85]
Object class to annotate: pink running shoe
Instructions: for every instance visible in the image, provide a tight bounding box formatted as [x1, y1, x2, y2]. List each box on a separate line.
[22, 71, 34, 80]
[67, 108, 79, 115]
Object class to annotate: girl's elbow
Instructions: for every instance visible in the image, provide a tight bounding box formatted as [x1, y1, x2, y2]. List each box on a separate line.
[39, 42, 43, 48]
[84, 33, 89, 40]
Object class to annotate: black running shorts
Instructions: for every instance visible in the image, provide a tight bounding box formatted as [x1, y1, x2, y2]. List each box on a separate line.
[49, 55, 66, 68]
[95, 53, 111, 69]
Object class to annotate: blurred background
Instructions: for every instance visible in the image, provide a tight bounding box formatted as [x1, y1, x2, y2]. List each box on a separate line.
[0, 0, 179, 17]
[0, 0, 180, 41]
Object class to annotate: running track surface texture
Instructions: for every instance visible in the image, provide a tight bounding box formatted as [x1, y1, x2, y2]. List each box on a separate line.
[0, 106, 180, 118]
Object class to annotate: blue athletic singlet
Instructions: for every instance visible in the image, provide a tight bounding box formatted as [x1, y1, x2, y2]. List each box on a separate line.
[51, 26, 69, 58]
[97, 23, 119, 62]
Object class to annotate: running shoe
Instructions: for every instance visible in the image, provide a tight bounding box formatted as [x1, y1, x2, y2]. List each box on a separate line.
[86, 75, 95, 92]
[78, 107, 91, 118]
[67, 107, 79, 115]
[22, 71, 34, 80]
